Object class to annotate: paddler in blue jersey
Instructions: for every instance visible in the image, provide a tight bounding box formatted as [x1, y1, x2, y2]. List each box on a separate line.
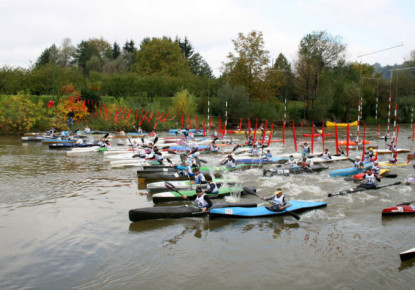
[301, 142, 311, 155]
[191, 167, 207, 184]
[183, 186, 212, 213]
[259, 188, 288, 211]
[263, 150, 273, 161]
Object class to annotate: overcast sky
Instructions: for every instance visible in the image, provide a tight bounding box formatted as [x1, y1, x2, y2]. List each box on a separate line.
[1, 0, 414, 76]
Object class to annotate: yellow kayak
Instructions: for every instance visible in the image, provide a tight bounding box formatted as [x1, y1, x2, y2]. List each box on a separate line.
[379, 162, 410, 167]
[326, 121, 358, 127]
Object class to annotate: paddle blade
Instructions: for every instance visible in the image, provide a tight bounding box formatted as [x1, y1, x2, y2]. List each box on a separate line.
[231, 145, 240, 153]
[153, 136, 158, 144]
[243, 187, 258, 197]
[165, 181, 176, 191]
[287, 211, 301, 220]
[384, 174, 398, 178]
[212, 137, 218, 143]
[167, 150, 177, 154]
[104, 133, 109, 138]
[396, 201, 415, 206]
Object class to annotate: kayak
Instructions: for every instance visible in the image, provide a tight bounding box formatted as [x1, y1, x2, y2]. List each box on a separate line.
[164, 145, 210, 152]
[22, 136, 46, 141]
[49, 142, 98, 149]
[176, 164, 262, 172]
[326, 121, 358, 127]
[151, 187, 247, 204]
[42, 139, 78, 144]
[338, 140, 370, 146]
[374, 148, 411, 155]
[263, 164, 329, 177]
[400, 248, 415, 262]
[382, 204, 415, 216]
[129, 202, 258, 222]
[352, 169, 390, 180]
[378, 162, 410, 167]
[209, 200, 327, 219]
[328, 181, 401, 197]
[234, 131, 271, 135]
[302, 133, 333, 137]
[328, 163, 372, 177]
[235, 157, 288, 164]
[146, 179, 238, 194]
[138, 172, 222, 184]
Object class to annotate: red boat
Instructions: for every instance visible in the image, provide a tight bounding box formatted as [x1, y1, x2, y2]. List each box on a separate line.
[382, 204, 415, 216]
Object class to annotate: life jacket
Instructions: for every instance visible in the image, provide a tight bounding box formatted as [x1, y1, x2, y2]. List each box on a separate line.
[206, 182, 218, 194]
[354, 161, 362, 168]
[322, 152, 330, 160]
[273, 194, 286, 207]
[264, 153, 273, 161]
[226, 159, 236, 168]
[195, 194, 209, 208]
[372, 165, 380, 175]
[287, 159, 298, 168]
[364, 173, 376, 185]
[195, 173, 206, 184]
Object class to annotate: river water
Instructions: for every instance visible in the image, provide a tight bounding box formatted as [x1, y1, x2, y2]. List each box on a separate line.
[0, 126, 414, 289]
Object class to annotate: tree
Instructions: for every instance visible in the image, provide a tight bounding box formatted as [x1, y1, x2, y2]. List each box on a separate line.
[57, 38, 75, 67]
[112, 42, 121, 60]
[188, 53, 213, 78]
[122, 40, 137, 70]
[176, 36, 194, 59]
[35, 45, 57, 67]
[222, 31, 270, 99]
[72, 38, 112, 74]
[132, 37, 191, 77]
[295, 31, 346, 110]
[170, 89, 196, 116]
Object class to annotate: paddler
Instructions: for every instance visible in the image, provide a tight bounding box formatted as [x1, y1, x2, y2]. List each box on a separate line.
[319, 148, 332, 161]
[183, 186, 212, 213]
[263, 150, 273, 161]
[192, 167, 207, 184]
[204, 175, 219, 194]
[371, 161, 381, 175]
[365, 147, 377, 162]
[208, 141, 219, 152]
[225, 154, 236, 168]
[286, 155, 298, 169]
[301, 155, 313, 169]
[358, 168, 381, 189]
[301, 142, 311, 155]
[259, 188, 288, 211]
[348, 156, 363, 169]
[250, 144, 259, 156]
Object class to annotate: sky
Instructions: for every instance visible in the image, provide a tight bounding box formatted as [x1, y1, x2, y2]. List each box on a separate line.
[1, 0, 414, 76]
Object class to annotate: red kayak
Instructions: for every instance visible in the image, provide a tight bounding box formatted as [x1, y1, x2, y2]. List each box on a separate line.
[382, 204, 415, 216]
[303, 133, 333, 137]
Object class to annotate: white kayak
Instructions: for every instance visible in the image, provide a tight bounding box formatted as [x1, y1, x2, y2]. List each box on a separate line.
[374, 148, 411, 155]
[66, 146, 101, 155]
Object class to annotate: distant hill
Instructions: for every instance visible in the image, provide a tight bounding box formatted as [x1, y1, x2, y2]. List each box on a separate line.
[373, 62, 405, 79]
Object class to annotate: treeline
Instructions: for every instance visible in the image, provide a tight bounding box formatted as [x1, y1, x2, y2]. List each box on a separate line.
[0, 31, 415, 134]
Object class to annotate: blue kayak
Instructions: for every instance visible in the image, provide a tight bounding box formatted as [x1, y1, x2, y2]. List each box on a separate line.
[209, 200, 327, 218]
[169, 129, 198, 134]
[168, 145, 210, 152]
[235, 157, 287, 164]
[328, 163, 372, 177]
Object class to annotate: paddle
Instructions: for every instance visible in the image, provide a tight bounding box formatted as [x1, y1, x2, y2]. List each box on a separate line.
[165, 182, 184, 197]
[153, 136, 158, 145]
[344, 173, 398, 182]
[397, 201, 415, 206]
[219, 145, 240, 165]
[242, 187, 300, 220]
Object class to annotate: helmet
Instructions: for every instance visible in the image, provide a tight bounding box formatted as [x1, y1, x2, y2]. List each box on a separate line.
[369, 148, 373, 152]
[356, 156, 361, 160]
